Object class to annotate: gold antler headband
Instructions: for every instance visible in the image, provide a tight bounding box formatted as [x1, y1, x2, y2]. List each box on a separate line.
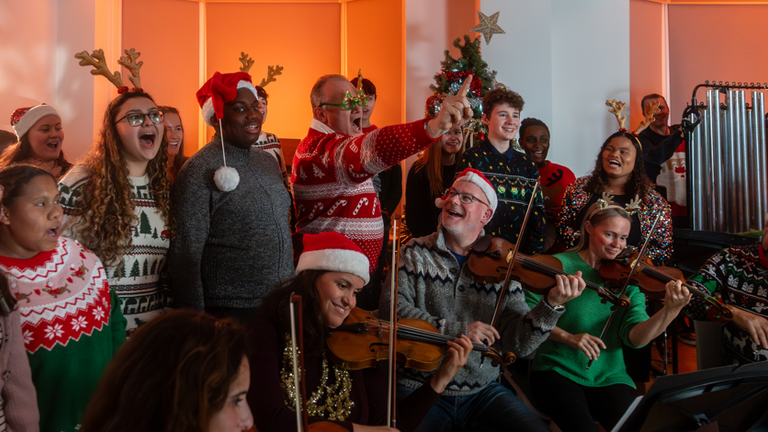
[75, 48, 144, 93]
[259, 65, 283, 88]
[238, 52, 254, 73]
[634, 100, 660, 136]
[587, 190, 642, 220]
[605, 99, 643, 151]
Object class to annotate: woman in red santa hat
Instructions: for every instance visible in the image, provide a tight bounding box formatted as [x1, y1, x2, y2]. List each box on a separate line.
[167, 71, 293, 323]
[59, 48, 171, 337]
[248, 231, 472, 432]
[1, 104, 72, 179]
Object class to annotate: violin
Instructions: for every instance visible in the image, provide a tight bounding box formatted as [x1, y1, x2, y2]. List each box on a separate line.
[326, 308, 516, 371]
[467, 235, 631, 308]
[600, 249, 733, 320]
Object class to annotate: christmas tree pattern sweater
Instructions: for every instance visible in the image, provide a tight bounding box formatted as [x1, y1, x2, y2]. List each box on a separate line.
[292, 118, 436, 274]
[0, 236, 126, 432]
[59, 165, 169, 336]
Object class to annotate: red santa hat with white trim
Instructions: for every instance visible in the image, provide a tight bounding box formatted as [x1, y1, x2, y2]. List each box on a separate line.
[11, 104, 60, 141]
[296, 232, 370, 285]
[196, 71, 260, 192]
[435, 167, 498, 222]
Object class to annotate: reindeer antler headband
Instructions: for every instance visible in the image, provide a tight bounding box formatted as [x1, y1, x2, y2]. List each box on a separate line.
[585, 191, 641, 221]
[75, 48, 145, 94]
[605, 99, 662, 151]
[238, 52, 284, 89]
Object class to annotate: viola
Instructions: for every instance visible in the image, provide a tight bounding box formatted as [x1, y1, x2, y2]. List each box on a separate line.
[467, 235, 631, 308]
[600, 249, 733, 320]
[326, 308, 516, 371]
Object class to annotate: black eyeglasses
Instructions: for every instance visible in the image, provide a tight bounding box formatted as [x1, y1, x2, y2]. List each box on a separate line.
[445, 187, 489, 207]
[116, 110, 164, 127]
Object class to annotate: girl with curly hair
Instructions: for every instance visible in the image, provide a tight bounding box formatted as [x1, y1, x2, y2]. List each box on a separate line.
[557, 130, 673, 266]
[59, 90, 171, 336]
[81, 309, 252, 432]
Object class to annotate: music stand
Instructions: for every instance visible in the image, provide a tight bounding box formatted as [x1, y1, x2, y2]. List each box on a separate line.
[613, 362, 768, 432]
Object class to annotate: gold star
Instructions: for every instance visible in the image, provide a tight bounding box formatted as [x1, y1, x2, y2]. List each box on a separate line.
[470, 10, 505, 45]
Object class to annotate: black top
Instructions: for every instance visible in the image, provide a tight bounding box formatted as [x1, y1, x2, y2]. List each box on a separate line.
[405, 162, 457, 238]
[638, 125, 683, 182]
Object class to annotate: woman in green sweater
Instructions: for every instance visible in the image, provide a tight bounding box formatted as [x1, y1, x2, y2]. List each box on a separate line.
[524, 205, 690, 432]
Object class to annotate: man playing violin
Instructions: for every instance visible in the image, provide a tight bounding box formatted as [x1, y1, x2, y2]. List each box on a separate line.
[380, 168, 585, 432]
[686, 215, 768, 365]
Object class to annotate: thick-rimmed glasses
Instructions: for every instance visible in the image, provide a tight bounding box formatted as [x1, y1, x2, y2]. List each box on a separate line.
[319, 90, 368, 111]
[445, 187, 489, 207]
[116, 110, 165, 127]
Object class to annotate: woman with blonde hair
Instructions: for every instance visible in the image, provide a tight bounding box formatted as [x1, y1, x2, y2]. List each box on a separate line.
[59, 89, 171, 336]
[405, 123, 464, 238]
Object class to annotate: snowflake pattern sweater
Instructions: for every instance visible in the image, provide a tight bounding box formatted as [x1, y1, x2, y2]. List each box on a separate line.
[292, 118, 436, 274]
[59, 165, 169, 336]
[0, 237, 126, 432]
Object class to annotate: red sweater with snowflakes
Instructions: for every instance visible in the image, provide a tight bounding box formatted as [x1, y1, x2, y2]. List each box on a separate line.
[292, 118, 436, 273]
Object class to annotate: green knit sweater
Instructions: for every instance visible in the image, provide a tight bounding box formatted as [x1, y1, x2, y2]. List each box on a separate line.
[524, 252, 649, 389]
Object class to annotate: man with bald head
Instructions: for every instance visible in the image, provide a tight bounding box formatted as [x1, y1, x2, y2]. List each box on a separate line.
[292, 74, 474, 296]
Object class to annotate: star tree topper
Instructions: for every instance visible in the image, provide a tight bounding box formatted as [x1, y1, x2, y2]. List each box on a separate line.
[470, 10, 505, 45]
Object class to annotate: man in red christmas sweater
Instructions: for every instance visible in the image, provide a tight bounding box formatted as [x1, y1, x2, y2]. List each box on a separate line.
[292, 74, 474, 276]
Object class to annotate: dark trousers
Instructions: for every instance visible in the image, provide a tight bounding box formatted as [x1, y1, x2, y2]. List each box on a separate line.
[530, 370, 636, 432]
[398, 381, 549, 432]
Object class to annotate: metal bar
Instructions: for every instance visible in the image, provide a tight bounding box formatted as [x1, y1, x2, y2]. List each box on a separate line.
[690, 106, 704, 230]
[708, 89, 725, 233]
[756, 91, 767, 229]
[737, 90, 750, 231]
[726, 90, 740, 233]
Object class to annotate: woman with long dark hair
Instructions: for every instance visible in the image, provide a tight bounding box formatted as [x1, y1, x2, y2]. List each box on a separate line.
[248, 231, 472, 432]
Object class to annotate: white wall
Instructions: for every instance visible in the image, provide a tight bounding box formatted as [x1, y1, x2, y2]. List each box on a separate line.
[0, 0, 97, 161]
[481, 0, 630, 177]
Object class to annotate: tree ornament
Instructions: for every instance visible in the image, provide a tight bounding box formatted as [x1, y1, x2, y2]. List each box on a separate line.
[470, 10, 506, 45]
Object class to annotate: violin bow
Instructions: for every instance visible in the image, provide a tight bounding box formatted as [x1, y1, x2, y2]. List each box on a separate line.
[387, 218, 401, 428]
[490, 181, 540, 328]
[289, 293, 310, 431]
[586, 212, 661, 371]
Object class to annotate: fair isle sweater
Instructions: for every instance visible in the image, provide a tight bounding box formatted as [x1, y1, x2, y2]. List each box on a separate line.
[380, 227, 563, 397]
[168, 136, 293, 311]
[59, 165, 169, 336]
[0, 237, 126, 432]
[292, 119, 436, 274]
[525, 253, 649, 389]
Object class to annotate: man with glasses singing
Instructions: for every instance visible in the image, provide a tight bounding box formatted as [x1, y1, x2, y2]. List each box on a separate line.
[380, 167, 584, 432]
[292, 74, 475, 280]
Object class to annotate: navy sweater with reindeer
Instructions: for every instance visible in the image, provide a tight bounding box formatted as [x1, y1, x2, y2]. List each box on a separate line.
[379, 226, 563, 397]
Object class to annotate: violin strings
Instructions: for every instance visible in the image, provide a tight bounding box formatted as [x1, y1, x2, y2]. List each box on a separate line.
[362, 320, 487, 351]
[512, 256, 615, 299]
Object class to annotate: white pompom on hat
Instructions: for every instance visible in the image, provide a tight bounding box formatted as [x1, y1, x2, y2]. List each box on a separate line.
[10, 104, 60, 141]
[196, 71, 260, 192]
[296, 232, 370, 285]
[435, 167, 498, 219]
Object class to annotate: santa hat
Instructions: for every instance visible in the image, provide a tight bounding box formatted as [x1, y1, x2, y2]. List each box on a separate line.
[435, 167, 498, 220]
[196, 72, 259, 192]
[10, 104, 60, 141]
[296, 232, 370, 285]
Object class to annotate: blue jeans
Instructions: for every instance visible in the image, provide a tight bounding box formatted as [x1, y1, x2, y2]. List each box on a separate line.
[398, 381, 549, 432]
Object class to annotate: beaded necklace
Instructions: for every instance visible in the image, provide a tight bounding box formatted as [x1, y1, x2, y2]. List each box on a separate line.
[279, 333, 354, 420]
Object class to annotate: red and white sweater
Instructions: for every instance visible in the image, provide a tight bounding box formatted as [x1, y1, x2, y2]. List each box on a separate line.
[292, 118, 436, 273]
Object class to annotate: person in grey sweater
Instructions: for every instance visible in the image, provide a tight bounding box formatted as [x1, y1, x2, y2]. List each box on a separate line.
[168, 71, 293, 322]
[380, 168, 585, 432]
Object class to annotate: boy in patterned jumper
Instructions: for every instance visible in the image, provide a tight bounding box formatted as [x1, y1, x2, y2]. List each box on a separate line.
[457, 87, 546, 254]
[381, 168, 585, 432]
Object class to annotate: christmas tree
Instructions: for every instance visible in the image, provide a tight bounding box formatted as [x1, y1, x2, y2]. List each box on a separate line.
[426, 35, 497, 140]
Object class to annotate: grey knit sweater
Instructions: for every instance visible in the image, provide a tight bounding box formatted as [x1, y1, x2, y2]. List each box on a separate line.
[168, 136, 293, 311]
[380, 226, 563, 397]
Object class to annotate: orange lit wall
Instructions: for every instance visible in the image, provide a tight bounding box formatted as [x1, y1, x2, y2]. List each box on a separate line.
[123, 0, 200, 156]
[347, 0, 405, 125]
[629, 0, 667, 129]
[667, 4, 768, 117]
[206, 2, 341, 142]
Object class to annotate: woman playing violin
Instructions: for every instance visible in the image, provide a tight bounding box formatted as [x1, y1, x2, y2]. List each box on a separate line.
[525, 205, 691, 432]
[247, 231, 472, 432]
